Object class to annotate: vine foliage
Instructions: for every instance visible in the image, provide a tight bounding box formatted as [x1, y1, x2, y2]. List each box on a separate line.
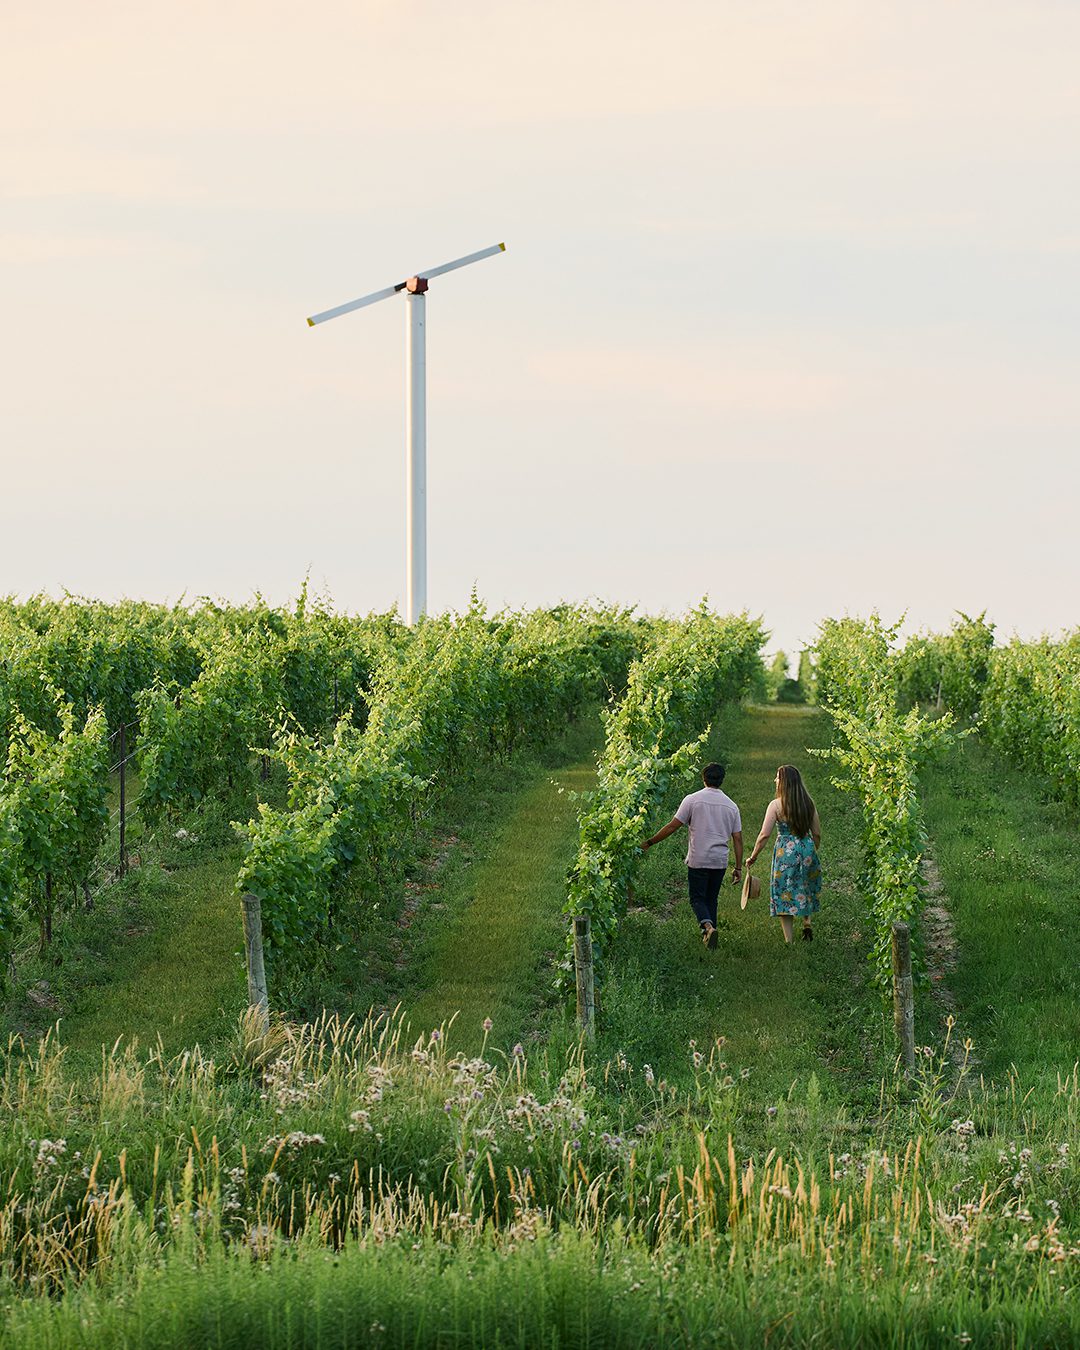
[812, 615, 953, 990]
[564, 609, 765, 977]
[237, 603, 648, 956]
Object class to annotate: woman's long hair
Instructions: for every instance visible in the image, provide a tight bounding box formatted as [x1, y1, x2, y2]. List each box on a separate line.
[777, 765, 815, 838]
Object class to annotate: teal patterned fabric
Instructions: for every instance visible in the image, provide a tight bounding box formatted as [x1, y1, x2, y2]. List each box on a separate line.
[770, 820, 822, 917]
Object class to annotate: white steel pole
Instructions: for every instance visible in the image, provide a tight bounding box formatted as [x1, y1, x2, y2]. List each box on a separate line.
[405, 291, 427, 625]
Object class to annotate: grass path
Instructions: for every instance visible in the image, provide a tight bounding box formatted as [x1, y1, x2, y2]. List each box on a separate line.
[920, 732, 1080, 1086]
[403, 758, 596, 1051]
[399, 701, 881, 1115]
[599, 702, 882, 1110]
[50, 846, 248, 1061]
[2, 761, 251, 1061]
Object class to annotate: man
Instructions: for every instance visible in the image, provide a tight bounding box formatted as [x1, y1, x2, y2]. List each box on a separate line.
[641, 762, 743, 949]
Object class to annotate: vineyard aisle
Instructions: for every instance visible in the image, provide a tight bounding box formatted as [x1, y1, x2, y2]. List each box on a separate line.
[919, 733, 1080, 1080]
[42, 708, 871, 1085]
[403, 758, 596, 1050]
[55, 848, 247, 1059]
[601, 703, 877, 1102]
[406, 702, 875, 1100]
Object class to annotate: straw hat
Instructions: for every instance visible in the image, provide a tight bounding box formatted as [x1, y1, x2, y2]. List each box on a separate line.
[740, 870, 761, 909]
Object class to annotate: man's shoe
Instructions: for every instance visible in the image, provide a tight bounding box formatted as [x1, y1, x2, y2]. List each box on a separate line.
[802, 926, 813, 942]
[702, 922, 718, 950]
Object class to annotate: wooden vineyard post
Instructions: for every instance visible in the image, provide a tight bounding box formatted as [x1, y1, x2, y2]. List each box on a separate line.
[573, 915, 596, 1040]
[892, 921, 915, 1073]
[118, 721, 127, 878]
[241, 893, 270, 1032]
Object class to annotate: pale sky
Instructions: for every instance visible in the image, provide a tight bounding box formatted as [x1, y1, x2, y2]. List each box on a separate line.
[3, 1, 1078, 656]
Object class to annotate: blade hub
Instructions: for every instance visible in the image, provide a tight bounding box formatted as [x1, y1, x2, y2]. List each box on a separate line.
[405, 276, 429, 294]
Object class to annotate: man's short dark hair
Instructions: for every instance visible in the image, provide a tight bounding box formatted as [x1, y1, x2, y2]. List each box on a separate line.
[702, 762, 725, 788]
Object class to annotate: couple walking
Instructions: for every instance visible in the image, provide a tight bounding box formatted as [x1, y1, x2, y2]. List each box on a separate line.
[641, 761, 821, 949]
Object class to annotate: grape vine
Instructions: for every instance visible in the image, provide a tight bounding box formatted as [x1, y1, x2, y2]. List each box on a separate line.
[1, 700, 109, 962]
[237, 603, 648, 956]
[812, 615, 954, 990]
[564, 608, 766, 975]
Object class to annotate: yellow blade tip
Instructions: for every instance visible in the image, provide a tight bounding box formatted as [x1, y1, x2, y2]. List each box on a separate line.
[499, 242, 506, 251]
[306, 317, 315, 327]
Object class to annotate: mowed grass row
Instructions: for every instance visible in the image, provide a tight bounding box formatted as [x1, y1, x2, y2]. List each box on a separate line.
[4, 776, 251, 1063]
[920, 732, 1080, 1086]
[595, 703, 889, 1107]
[57, 849, 247, 1060]
[403, 757, 596, 1051]
[396, 700, 879, 1087]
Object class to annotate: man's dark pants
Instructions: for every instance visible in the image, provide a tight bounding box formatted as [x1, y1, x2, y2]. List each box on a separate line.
[687, 867, 726, 930]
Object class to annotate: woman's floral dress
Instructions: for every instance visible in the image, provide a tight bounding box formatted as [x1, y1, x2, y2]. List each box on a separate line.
[770, 820, 822, 918]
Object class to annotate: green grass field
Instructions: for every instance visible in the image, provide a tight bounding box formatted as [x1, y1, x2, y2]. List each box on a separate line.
[1, 702, 1078, 1347]
[921, 733, 1080, 1083]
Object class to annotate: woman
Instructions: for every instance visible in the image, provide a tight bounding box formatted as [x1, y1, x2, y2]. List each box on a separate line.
[745, 765, 822, 943]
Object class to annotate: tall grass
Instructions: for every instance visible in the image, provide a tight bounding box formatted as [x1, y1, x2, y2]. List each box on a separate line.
[0, 1009, 1076, 1345]
[6, 1227, 1079, 1349]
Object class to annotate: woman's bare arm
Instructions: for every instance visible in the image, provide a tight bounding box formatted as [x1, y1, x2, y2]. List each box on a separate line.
[745, 800, 778, 867]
